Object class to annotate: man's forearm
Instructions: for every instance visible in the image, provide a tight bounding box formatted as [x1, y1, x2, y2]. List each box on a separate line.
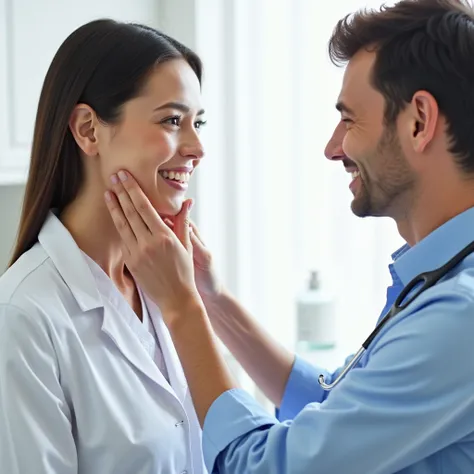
[203, 291, 295, 407]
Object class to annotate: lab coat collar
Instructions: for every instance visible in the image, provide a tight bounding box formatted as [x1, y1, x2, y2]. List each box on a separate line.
[393, 206, 474, 286]
[38, 211, 103, 312]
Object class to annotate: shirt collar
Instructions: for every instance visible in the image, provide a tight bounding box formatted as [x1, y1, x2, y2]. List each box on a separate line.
[391, 206, 474, 286]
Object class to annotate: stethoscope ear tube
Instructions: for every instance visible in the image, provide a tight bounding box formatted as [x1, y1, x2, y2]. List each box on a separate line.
[319, 240, 474, 391]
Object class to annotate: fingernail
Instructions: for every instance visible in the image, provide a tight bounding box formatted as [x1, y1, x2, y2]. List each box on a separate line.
[188, 200, 194, 211]
[118, 170, 127, 182]
[110, 174, 118, 184]
[104, 191, 112, 202]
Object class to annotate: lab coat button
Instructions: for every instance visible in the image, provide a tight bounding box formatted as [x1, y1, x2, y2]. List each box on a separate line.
[175, 420, 184, 427]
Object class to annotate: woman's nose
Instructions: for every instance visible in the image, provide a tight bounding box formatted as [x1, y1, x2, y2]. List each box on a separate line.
[180, 134, 205, 160]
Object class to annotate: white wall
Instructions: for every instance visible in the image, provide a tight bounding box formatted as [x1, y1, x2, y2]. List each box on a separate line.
[0, 185, 23, 272]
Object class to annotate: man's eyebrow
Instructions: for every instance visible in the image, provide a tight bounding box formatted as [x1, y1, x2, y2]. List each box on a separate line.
[154, 101, 205, 115]
[335, 101, 355, 116]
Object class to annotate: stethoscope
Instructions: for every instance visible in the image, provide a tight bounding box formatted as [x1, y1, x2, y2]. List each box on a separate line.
[318, 239, 474, 391]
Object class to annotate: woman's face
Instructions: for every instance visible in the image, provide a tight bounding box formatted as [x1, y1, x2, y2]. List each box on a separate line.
[94, 59, 205, 216]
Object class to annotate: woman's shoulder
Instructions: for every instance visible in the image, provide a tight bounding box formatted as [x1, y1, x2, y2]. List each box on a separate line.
[0, 243, 75, 327]
[0, 247, 69, 394]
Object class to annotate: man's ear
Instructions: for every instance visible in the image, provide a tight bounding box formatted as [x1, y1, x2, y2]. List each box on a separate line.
[69, 104, 100, 156]
[407, 90, 439, 153]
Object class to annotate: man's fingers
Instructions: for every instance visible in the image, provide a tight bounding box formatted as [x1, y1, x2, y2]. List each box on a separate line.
[189, 220, 206, 245]
[190, 228, 206, 252]
[163, 218, 175, 231]
[174, 199, 193, 252]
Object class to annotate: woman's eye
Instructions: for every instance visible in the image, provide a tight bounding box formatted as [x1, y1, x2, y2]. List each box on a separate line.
[195, 120, 207, 130]
[163, 116, 181, 127]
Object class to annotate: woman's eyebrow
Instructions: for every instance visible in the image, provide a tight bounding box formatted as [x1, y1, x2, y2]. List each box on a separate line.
[154, 101, 205, 115]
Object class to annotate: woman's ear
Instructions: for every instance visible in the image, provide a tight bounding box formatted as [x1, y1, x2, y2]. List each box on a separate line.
[69, 104, 100, 156]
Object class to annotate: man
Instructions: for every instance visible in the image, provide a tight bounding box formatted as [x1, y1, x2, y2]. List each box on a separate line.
[104, 0, 474, 472]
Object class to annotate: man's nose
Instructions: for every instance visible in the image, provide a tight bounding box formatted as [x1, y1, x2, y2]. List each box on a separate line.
[324, 121, 346, 161]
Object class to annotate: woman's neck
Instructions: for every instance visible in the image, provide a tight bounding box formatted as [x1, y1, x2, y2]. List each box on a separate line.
[61, 188, 128, 285]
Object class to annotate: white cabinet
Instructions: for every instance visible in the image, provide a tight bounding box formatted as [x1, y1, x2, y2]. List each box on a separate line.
[0, 0, 161, 185]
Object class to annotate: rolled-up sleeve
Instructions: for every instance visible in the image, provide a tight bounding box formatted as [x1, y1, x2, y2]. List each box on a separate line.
[0, 304, 78, 474]
[278, 354, 356, 421]
[203, 290, 474, 474]
[202, 389, 278, 470]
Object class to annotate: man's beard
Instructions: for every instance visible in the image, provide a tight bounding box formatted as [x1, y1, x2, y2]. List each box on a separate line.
[351, 126, 417, 218]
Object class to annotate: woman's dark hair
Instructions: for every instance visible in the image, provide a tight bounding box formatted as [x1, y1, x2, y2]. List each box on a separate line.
[328, 0, 474, 173]
[9, 19, 202, 266]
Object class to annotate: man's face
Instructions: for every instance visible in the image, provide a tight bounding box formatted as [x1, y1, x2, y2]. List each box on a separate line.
[325, 50, 417, 218]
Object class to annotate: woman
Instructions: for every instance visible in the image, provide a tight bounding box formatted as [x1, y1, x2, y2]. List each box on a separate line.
[0, 19, 207, 474]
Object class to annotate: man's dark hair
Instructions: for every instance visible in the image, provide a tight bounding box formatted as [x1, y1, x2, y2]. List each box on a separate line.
[329, 0, 474, 173]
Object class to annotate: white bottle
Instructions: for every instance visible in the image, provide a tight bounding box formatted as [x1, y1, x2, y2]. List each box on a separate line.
[296, 270, 336, 352]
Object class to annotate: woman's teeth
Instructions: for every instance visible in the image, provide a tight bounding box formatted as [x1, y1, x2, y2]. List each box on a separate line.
[351, 170, 360, 179]
[159, 171, 190, 183]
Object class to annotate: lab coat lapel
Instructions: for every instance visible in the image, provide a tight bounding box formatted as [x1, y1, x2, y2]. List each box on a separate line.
[145, 295, 188, 404]
[100, 304, 178, 400]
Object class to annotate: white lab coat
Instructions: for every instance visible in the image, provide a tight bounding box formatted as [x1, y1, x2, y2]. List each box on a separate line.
[0, 212, 207, 474]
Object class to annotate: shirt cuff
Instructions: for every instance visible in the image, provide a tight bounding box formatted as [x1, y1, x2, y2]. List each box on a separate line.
[202, 388, 277, 473]
[278, 356, 329, 421]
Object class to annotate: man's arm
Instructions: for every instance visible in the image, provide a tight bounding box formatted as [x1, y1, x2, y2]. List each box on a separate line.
[204, 291, 356, 413]
[202, 289, 474, 474]
[203, 291, 295, 407]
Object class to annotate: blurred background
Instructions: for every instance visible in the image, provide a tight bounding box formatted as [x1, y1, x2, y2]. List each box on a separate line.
[0, 0, 403, 404]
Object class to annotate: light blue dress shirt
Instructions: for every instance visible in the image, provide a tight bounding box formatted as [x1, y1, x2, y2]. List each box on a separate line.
[203, 207, 474, 474]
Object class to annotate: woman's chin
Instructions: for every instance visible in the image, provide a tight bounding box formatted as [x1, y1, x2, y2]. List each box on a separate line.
[152, 198, 183, 218]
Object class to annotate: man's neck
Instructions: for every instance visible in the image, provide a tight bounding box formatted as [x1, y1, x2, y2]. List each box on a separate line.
[395, 180, 474, 247]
